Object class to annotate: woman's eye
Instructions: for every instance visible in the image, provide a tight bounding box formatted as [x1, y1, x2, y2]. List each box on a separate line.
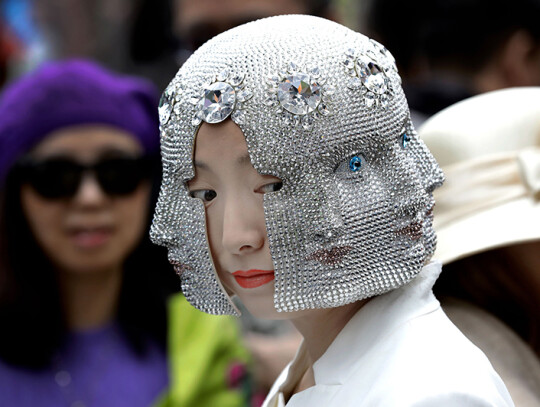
[400, 132, 411, 149]
[259, 181, 283, 193]
[189, 189, 217, 202]
[335, 154, 366, 175]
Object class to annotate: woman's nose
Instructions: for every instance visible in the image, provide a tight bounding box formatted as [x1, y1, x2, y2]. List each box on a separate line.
[72, 173, 108, 206]
[221, 194, 266, 255]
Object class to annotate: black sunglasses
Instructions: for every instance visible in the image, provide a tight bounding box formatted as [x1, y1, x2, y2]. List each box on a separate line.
[15, 156, 155, 199]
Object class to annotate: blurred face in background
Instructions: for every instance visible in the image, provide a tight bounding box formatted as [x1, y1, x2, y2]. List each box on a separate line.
[19, 125, 151, 276]
[174, 0, 311, 51]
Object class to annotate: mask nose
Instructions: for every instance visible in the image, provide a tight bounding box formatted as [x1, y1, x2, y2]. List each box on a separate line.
[414, 137, 445, 193]
[386, 142, 430, 208]
[427, 160, 445, 193]
[391, 134, 444, 200]
[309, 183, 345, 244]
[151, 184, 186, 249]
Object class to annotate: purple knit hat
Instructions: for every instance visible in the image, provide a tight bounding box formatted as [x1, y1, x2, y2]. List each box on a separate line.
[0, 59, 161, 187]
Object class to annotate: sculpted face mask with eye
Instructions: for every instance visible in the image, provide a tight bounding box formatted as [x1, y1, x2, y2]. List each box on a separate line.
[151, 15, 444, 315]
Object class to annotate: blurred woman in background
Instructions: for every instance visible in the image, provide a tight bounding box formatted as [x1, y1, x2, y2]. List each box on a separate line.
[0, 60, 179, 407]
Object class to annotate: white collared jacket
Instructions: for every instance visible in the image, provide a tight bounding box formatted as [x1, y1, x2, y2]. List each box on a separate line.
[263, 261, 514, 407]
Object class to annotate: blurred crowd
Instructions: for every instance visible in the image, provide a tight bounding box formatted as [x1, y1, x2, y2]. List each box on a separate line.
[0, 0, 539, 406]
[0, 0, 337, 91]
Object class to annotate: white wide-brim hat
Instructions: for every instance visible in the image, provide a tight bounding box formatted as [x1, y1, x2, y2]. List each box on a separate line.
[419, 87, 540, 264]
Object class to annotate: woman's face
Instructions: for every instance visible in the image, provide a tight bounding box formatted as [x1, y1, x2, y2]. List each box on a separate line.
[188, 120, 286, 318]
[20, 125, 151, 275]
[186, 117, 444, 316]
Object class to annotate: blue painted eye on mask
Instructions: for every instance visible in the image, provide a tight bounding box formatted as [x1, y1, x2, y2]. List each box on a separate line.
[348, 155, 363, 172]
[401, 132, 411, 149]
[334, 154, 367, 181]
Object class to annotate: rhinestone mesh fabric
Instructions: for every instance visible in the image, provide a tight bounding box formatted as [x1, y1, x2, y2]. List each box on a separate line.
[150, 15, 444, 315]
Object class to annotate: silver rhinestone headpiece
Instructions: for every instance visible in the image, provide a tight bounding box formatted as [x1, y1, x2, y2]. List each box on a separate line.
[151, 15, 444, 315]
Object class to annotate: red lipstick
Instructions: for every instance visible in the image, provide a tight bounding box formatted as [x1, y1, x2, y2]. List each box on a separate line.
[232, 269, 275, 289]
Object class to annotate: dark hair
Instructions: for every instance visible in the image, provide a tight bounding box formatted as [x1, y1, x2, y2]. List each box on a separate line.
[434, 247, 540, 356]
[304, 0, 333, 17]
[177, 0, 334, 53]
[364, 0, 540, 77]
[0, 156, 180, 369]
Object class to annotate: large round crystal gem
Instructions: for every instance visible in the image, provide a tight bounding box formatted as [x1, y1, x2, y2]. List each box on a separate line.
[199, 82, 236, 124]
[277, 73, 321, 115]
[355, 56, 387, 95]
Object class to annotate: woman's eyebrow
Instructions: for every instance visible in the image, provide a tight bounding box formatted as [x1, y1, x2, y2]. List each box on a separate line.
[193, 160, 209, 170]
[237, 154, 252, 166]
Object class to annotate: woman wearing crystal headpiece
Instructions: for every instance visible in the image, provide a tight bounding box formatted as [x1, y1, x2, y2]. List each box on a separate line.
[152, 15, 514, 406]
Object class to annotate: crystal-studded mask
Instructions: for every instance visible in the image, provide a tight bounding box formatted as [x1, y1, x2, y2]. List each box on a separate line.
[151, 15, 444, 315]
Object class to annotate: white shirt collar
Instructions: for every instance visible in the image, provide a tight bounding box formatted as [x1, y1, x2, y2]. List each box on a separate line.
[312, 260, 442, 384]
[274, 260, 443, 400]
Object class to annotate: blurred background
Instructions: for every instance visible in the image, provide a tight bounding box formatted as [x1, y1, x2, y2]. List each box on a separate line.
[3, 0, 539, 117]
[1, 1, 540, 406]
[0, 0, 361, 92]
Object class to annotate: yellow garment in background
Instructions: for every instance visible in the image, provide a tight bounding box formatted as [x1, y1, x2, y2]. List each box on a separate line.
[155, 294, 251, 407]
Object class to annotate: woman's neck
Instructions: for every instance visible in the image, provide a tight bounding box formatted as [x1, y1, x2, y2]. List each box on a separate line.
[289, 299, 368, 385]
[57, 267, 123, 331]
